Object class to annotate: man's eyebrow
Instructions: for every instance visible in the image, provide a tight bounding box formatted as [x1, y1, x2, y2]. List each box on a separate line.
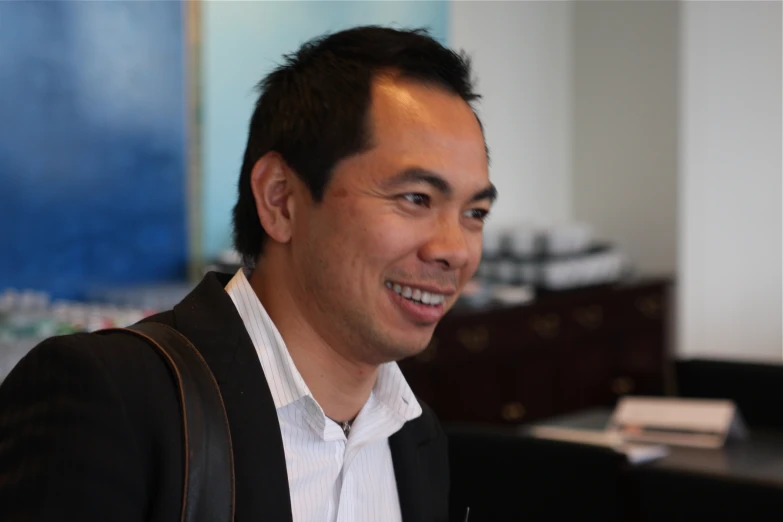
[470, 183, 497, 204]
[382, 168, 452, 196]
[383, 167, 496, 204]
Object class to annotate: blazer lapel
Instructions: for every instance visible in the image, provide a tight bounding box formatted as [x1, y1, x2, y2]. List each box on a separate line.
[389, 420, 435, 522]
[172, 272, 293, 522]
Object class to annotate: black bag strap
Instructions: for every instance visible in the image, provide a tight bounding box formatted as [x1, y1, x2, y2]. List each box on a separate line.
[100, 323, 235, 522]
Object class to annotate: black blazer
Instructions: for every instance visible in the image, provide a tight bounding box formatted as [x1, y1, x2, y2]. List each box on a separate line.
[0, 272, 449, 522]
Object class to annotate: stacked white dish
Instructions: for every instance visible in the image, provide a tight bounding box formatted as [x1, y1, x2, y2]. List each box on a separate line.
[478, 222, 631, 290]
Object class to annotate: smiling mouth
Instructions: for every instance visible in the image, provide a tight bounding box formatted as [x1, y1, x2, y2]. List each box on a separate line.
[384, 281, 446, 306]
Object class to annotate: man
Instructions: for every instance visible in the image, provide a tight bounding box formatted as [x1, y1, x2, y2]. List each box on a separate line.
[0, 26, 494, 522]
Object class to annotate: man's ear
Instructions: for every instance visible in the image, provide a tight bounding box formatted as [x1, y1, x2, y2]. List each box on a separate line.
[250, 152, 296, 244]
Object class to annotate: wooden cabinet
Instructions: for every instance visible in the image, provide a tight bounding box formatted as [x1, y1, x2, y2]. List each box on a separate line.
[398, 278, 673, 426]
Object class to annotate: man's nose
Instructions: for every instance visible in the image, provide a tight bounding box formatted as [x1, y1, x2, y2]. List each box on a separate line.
[419, 215, 471, 270]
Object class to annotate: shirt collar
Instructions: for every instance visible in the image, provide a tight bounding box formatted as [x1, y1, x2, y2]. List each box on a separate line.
[224, 268, 422, 422]
[225, 268, 310, 410]
[375, 362, 422, 423]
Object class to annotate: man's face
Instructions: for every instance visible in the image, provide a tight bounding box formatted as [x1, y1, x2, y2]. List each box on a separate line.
[290, 76, 492, 365]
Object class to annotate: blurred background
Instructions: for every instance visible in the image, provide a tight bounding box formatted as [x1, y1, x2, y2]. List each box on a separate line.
[0, 1, 781, 519]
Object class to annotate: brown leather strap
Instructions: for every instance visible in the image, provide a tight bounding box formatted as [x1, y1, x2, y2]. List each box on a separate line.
[100, 323, 235, 522]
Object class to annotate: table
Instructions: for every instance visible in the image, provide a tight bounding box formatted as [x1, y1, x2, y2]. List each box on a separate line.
[528, 408, 783, 520]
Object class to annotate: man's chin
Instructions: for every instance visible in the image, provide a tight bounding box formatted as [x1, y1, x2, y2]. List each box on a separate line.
[386, 336, 433, 363]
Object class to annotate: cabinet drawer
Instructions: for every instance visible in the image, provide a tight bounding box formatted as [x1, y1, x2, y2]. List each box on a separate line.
[559, 338, 616, 411]
[450, 306, 569, 349]
[424, 310, 517, 363]
[505, 350, 562, 422]
[617, 286, 668, 327]
[523, 308, 566, 343]
[431, 350, 561, 425]
[430, 359, 511, 424]
[568, 288, 626, 331]
[612, 332, 667, 397]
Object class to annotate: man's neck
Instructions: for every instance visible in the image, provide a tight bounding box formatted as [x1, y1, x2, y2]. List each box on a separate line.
[248, 266, 377, 423]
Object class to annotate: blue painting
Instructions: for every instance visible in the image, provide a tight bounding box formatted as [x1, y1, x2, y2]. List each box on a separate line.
[0, 1, 187, 300]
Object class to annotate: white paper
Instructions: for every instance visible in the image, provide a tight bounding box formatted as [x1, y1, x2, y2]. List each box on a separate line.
[529, 425, 669, 464]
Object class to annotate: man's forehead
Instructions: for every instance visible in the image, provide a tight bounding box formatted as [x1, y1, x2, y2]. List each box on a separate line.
[370, 77, 478, 130]
[368, 86, 485, 157]
[371, 75, 425, 117]
[324, 76, 489, 195]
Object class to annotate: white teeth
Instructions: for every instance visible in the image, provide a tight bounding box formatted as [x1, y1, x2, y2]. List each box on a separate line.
[387, 282, 445, 306]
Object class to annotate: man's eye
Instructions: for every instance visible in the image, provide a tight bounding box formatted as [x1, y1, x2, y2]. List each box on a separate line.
[401, 193, 430, 207]
[464, 208, 490, 222]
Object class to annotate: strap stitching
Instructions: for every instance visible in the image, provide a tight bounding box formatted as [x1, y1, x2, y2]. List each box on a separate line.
[108, 327, 192, 522]
[101, 325, 235, 522]
[151, 324, 237, 521]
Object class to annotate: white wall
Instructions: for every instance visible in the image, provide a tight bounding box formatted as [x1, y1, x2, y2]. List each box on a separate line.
[454, 0, 782, 363]
[450, 0, 573, 232]
[679, 1, 782, 362]
[571, 1, 679, 277]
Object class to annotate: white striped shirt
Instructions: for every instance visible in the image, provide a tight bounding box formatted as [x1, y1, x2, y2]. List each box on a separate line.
[225, 269, 422, 522]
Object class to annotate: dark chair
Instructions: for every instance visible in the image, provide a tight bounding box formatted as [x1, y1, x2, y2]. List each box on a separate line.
[629, 466, 783, 521]
[675, 358, 783, 430]
[446, 424, 628, 522]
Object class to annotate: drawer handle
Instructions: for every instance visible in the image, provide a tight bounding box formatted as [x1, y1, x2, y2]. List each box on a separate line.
[635, 295, 661, 318]
[501, 402, 527, 422]
[574, 305, 604, 330]
[416, 337, 438, 362]
[612, 377, 636, 395]
[456, 326, 489, 353]
[530, 314, 561, 339]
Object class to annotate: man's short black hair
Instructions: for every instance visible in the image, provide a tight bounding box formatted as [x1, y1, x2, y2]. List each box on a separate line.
[231, 25, 482, 266]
